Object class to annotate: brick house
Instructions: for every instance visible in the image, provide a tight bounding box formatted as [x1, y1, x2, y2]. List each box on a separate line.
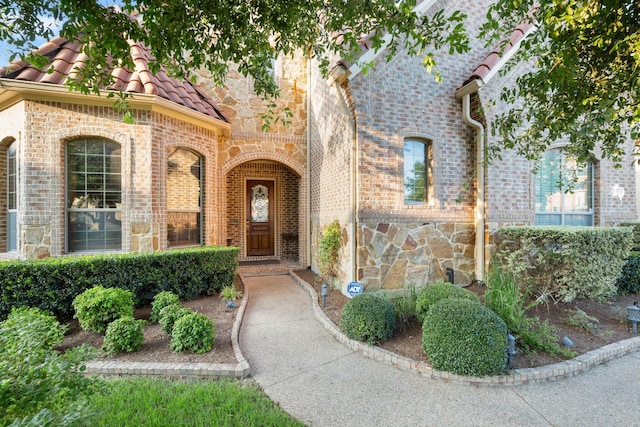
[1, 0, 637, 294]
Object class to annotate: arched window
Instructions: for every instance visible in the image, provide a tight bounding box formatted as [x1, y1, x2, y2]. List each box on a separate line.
[404, 139, 433, 204]
[167, 148, 203, 247]
[535, 150, 594, 226]
[66, 138, 122, 252]
[7, 141, 17, 252]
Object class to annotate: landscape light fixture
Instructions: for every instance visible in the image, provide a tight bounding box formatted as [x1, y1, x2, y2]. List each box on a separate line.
[321, 284, 328, 307]
[506, 333, 517, 369]
[627, 302, 640, 334]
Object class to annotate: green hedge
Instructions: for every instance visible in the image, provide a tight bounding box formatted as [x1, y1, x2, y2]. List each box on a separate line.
[494, 226, 632, 302]
[617, 251, 640, 294]
[620, 222, 640, 251]
[0, 246, 239, 321]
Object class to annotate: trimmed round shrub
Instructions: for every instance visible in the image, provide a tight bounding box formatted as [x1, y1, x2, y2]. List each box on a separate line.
[150, 291, 180, 323]
[72, 286, 134, 334]
[422, 298, 507, 376]
[170, 312, 215, 354]
[0, 307, 64, 351]
[158, 304, 193, 335]
[102, 316, 146, 354]
[415, 282, 479, 323]
[340, 293, 395, 345]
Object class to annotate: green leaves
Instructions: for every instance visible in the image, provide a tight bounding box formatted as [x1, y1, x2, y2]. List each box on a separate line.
[2, 0, 470, 114]
[0, 307, 98, 425]
[481, 0, 640, 165]
[72, 287, 135, 334]
[317, 220, 342, 277]
[170, 312, 215, 354]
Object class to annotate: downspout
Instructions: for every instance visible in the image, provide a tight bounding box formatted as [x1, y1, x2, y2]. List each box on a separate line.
[349, 101, 357, 284]
[329, 64, 357, 284]
[456, 80, 485, 283]
[306, 59, 312, 268]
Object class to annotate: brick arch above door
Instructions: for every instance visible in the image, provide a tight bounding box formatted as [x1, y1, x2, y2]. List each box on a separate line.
[220, 149, 305, 178]
[224, 159, 304, 264]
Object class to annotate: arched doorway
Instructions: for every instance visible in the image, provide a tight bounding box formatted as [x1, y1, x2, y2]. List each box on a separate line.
[226, 160, 300, 262]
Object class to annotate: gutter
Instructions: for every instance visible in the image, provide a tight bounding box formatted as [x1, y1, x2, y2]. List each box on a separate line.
[455, 79, 486, 283]
[0, 79, 231, 136]
[348, 0, 439, 80]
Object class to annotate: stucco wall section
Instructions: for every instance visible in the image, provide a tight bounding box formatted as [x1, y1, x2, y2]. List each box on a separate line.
[0, 102, 25, 255]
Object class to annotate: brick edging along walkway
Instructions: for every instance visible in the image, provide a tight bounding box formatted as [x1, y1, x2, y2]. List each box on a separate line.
[85, 271, 640, 385]
[288, 271, 640, 387]
[84, 289, 251, 380]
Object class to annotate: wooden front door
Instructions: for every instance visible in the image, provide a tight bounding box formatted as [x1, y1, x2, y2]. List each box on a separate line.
[246, 180, 274, 256]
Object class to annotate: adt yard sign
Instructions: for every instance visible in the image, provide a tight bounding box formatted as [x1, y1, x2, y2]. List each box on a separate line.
[347, 281, 363, 297]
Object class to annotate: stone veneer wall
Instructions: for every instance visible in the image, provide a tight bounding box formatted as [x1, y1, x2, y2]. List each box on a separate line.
[358, 222, 475, 290]
[197, 56, 307, 136]
[208, 55, 309, 265]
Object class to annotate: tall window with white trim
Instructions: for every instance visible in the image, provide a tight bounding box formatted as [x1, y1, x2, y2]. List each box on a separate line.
[404, 139, 433, 204]
[535, 150, 594, 226]
[7, 141, 17, 252]
[66, 138, 122, 252]
[167, 148, 203, 247]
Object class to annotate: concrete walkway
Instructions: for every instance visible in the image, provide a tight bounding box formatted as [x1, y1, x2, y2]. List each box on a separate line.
[239, 274, 640, 427]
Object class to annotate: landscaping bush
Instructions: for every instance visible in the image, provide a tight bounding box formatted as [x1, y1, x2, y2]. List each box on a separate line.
[170, 312, 215, 354]
[102, 316, 146, 355]
[317, 220, 342, 277]
[495, 226, 633, 302]
[484, 266, 573, 357]
[72, 286, 134, 334]
[340, 293, 395, 345]
[0, 307, 98, 425]
[422, 298, 507, 376]
[415, 281, 479, 323]
[620, 222, 640, 251]
[158, 304, 193, 335]
[388, 287, 418, 331]
[150, 291, 180, 323]
[0, 246, 239, 321]
[616, 251, 640, 294]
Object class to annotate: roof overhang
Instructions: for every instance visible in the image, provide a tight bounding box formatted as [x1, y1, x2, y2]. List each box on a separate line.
[455, 22, 537, 99]
[347, 0, 439, 80]
[0, 79, 231, 137]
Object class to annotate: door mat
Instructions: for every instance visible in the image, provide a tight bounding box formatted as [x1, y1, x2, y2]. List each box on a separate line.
[238, 260, 281, 266]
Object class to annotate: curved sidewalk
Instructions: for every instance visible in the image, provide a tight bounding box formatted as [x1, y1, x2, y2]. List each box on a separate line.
[239, 273, 640, 427]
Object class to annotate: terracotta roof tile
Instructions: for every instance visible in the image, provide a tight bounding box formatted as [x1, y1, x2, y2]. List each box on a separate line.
[462, 21, 534, 86]
[0, 37, 228, 123]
